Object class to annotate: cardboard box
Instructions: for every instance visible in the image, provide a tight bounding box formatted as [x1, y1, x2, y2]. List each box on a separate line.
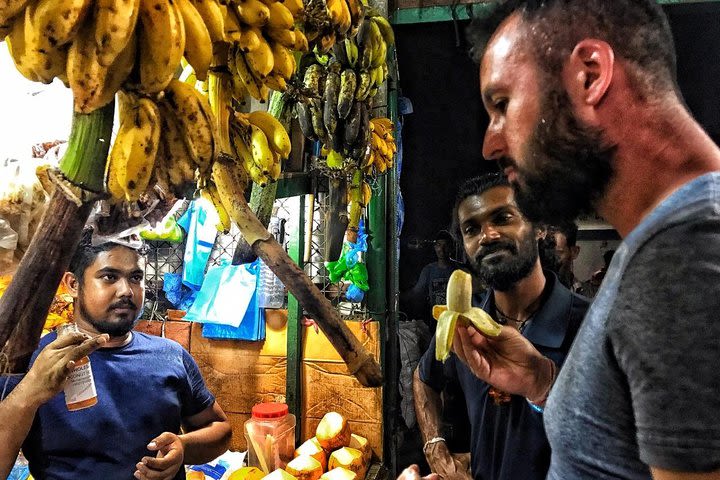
[134, 319, 191, 351]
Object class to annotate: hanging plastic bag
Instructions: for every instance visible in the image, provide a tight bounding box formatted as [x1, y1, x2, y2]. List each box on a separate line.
[184, 260, 262, 331]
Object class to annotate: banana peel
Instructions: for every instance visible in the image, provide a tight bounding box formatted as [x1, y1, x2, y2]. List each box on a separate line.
[433, 270, 502, 361]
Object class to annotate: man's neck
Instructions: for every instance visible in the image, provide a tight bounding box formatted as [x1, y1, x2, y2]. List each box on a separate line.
[596, 98, 720, 237]
[73, 318, 133, 348]
[492, 261, 546, 322]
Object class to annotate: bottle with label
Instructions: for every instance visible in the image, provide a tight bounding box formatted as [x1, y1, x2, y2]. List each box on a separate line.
[56, 323, 98, 411]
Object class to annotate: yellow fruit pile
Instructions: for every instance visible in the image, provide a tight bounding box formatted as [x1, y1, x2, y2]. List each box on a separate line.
[363, 117, 395, 175]
[224, 0, 308, 102]
[302, 0, 363, 53]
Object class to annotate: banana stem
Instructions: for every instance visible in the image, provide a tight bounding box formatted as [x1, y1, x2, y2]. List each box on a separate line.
[58, 102, 116, 192]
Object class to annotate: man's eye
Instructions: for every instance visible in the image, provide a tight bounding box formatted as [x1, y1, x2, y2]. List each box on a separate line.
[495, 213, 513, 224]
[101, 274, 116, 281]
[463, 226, 477, 235]
[131, 275, 144, 283]
[493, 98, 508, 113]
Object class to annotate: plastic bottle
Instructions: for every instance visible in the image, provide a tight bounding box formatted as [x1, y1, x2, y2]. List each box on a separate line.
[244, 402, 296, 473]
[57, 323, 98, 411]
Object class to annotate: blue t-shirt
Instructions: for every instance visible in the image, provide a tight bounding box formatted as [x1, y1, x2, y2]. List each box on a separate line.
[19, 331, 215, 480]
[418, 272, 588, 480]
[546, 173, 720, 478]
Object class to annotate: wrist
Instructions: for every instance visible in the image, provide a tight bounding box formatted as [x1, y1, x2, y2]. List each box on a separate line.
[526, 357, 556, 406]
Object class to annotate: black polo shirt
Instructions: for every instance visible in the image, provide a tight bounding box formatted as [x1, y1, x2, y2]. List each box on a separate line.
[418, 271, 589, 480]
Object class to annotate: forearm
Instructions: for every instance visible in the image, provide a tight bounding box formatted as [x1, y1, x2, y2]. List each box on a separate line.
[0, 382, 41, 478]
[413, 369, 455, 476]
[179, 420, 232, 465]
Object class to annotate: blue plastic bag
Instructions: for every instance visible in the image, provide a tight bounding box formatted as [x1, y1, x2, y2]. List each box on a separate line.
[184, 260, 265, 341]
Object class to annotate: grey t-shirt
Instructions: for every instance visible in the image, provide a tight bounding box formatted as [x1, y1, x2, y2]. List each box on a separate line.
[545, 173, 720, 478]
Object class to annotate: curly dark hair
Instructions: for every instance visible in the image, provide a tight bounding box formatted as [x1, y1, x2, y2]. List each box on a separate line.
[68, 229, 143, 284]
[467, 0, 678, 97]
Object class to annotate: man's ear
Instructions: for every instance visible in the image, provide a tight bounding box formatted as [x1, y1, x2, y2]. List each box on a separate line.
[62, 272, 80, 299]
[570, 245, 580, 261]
[564, 39, 614, 111]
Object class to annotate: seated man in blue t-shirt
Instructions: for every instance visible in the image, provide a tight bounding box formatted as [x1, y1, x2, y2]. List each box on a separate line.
[413, 174, 589, 480]
[1, 231, 232, 479]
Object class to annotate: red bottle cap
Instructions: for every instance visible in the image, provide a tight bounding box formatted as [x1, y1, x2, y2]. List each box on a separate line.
[252, 402, 289, 419]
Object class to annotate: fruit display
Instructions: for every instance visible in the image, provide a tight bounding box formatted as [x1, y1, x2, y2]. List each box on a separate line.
[315, 411, 351, 450]
[320, 467, 357, 480]
[327, 448, 366, 479]
[295, 438, 328, 471]
[229, 467, 267, 480]
[261, 469, 298, 480]
[433, 270, 503, 362]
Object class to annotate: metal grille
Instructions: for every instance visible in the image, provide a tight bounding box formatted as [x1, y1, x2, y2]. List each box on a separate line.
[142, 187, 371, 322]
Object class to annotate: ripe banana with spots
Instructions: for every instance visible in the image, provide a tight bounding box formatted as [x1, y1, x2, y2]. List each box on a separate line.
[176, 0, 212, 81]
[137, 0, 185, 94]
[105, 92, 161, 202]
[201, 182, 232, 233]
[94, 0, 139, 66]
[433, 270, 502, 362]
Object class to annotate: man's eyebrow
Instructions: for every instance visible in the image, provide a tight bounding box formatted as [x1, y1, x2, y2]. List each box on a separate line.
[482, 86, 500, 105]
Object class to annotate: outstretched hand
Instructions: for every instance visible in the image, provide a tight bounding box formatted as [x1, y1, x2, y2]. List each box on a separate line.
[135, 432, 184, 480]
[24, 331, 108, 405]
[452, 324, 553, 401]
[398, 465, 439, 480]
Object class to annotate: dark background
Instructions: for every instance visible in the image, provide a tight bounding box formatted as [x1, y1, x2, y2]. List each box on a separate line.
[394, 2, 720, 294]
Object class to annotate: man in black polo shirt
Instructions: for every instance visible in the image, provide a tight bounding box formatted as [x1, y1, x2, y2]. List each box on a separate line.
[413, 173, 589, 480]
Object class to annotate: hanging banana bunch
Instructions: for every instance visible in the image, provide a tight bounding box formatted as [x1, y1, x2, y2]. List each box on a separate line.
[302, 0, 363, 53]
[229, 109, 291, 186]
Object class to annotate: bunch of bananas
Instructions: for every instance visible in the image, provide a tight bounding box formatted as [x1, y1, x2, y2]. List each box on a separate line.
[363, 117, 395, 175]
[223, 0, 308, 102]
[302, 0, 363, 53]
[105, 78, 216, 203]
[229, 109, 291, 186]
[0, 0, 231, 112]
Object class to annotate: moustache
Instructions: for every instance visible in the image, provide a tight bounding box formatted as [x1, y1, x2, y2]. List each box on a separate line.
[476, 242, 517, 261]
[497, 157, 517, 171]
[109, 300, 137, 311]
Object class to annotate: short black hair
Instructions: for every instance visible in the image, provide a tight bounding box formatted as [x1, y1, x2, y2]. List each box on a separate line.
[434, 230, 454, 243]
[68, 229, 141, 283]
[467, 0, 678, 97]
[451, 173, 511, 242]
[548, 221, 578, 247]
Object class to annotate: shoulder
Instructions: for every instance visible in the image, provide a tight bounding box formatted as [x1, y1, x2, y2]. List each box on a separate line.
[132, 331, 189, 354]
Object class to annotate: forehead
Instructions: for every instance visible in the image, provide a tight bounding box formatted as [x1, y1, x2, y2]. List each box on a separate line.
[458, 186, 516, 220]
[553, 232, 569, 249]
[88, 247, 144, 271]
[480, 14, 536, 94]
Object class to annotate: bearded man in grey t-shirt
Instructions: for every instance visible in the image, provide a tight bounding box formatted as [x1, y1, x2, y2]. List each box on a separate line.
[399, 2, 720, 480]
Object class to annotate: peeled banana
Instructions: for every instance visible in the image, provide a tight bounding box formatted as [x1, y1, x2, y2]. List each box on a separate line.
[433, 270, 502, 362]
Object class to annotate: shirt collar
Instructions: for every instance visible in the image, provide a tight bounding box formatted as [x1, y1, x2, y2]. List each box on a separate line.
[478, 271, 574, 348]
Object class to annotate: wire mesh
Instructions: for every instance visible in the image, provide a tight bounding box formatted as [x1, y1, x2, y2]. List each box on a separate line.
[142, 186, 371, 322]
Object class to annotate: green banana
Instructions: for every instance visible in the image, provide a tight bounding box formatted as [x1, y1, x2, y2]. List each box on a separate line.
[337, 68, 356, 119]
[355, 70, 372, 101]
[323, 69, 340, 137]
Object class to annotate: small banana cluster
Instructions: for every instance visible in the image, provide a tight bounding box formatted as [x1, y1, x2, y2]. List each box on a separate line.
[229, 110, 291, 186]
[200, 182, 232, 233]
[224, 0, 308, 102]
[345, 168, 372, 238]
[105, 79, 216, 203]
[363, 117, 395, 175]
[433, 270, 502, 362]
[302, 0, 363, 53]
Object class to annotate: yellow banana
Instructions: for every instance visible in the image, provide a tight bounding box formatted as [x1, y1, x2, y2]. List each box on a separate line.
[238, 24, 261, 52]
[220, 3, 242, 42]
[138, 0, 186, 94]
[190, 0, 224, 43]
[336, 0, 351, 34]
[361, 181, 371, 205]
[67, 18, 136, 112]
[325, 0, 343, 26]
[0, 0, 33, 27]
[269, 41, 294, 80]
[159, 102, 198, 193]
[282, 0, 303, 17]
[176, 0, 211, 81]
[247, 110, 291, 158]
[249, 124, 274, 174]
[268, 150, 281, 181]
[95, 0, 139, 66]
[265, 26, 295, 49]
[231, 128, 256, 172]
[433, 270, 502, 361]
[201, 183, 232, 232]
[233, 45, 265, 100]
[31, 0, 92, 50]
[235, 0, 268, 27]
[243, 34, 273, 78]
[111, 93, 162, 201]
[163, 78, 216, 176]
[266, 1, 293, 30]
[292, 28, 308, 52]
[263, 72, 286, 92]
[6, 7, 44, 82]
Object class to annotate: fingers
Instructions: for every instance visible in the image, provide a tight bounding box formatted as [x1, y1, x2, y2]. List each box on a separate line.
[135, 459, 179, 480]
[69, 334, 109, 360]
[48, 331, 90, 349]
[398, 465, 421, 480]
[147, 432, 177, 451]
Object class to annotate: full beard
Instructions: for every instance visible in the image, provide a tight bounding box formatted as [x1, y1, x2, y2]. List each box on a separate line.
[76, 296, 139, 337]
[511, 84, 616, 226]
[469, 232, 539, 292]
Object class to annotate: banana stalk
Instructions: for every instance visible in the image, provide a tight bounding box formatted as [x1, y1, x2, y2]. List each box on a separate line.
[0, 102, 115, 371]
[213, 157, 383, 387]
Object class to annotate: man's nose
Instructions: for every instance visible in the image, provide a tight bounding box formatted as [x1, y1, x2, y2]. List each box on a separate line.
[482, 120, 506, 161]
[479, 224, 501, 244]
[116, 278, 134, 297]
